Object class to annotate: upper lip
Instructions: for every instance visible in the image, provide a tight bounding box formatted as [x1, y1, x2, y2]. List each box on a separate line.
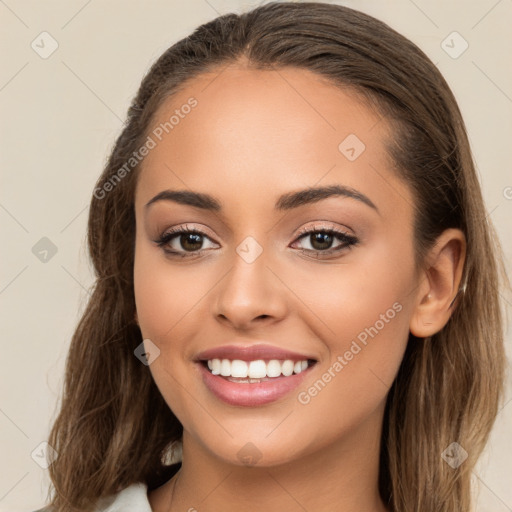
[195, 344, 317, 362]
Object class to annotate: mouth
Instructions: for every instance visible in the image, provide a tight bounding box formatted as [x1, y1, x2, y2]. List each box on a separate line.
[195, 353, 318, 407]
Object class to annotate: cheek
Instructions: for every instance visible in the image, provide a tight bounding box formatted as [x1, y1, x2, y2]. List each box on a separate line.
[133, 241, 209, 340]
[133, 252, 171, 340]
[291, 269, 412, 446]
[133, 244, 206, 420]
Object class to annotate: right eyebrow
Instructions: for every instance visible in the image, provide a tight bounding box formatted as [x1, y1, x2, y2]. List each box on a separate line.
[145, 190, 221, 211]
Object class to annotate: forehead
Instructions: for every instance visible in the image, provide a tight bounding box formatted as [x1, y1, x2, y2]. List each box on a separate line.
[135, 63, 411, 220]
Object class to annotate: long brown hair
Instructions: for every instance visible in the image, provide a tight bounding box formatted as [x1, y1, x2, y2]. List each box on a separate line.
[45, 2, 508, 510]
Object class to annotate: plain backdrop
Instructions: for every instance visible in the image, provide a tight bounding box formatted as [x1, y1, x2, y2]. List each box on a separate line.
[0, 1, 511, 510]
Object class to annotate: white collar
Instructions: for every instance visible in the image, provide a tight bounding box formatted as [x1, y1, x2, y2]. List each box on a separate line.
[94, 482, 152, 512]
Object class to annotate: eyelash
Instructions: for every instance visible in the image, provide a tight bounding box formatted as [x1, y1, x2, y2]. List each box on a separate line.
[153, 223, 359, 259]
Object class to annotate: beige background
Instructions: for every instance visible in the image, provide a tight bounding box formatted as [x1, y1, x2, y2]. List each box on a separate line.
[1, 1, 511, 510]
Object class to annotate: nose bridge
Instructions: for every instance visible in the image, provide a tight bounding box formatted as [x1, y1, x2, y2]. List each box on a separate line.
[212, 235, 287, 327]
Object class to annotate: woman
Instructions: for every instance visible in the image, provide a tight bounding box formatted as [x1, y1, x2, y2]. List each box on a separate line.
[40, 2, 507, 511]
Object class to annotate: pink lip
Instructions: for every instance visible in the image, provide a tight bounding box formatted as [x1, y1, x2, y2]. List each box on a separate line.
[195, 343, 316, 362]
[196, 361, 315, 407]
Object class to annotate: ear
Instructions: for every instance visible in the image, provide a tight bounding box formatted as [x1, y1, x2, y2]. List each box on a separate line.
[134, 310, 139, 326]
[410, 228, 466, 338]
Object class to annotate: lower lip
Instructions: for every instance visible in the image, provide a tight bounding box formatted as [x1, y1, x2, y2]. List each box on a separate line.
[197, 362, 314, 407]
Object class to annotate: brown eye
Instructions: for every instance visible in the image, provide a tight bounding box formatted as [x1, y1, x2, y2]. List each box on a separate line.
[155, 226, 219, 257]
[308, 232, 334, 251]
[293, 227, 358, 257]
[179, 233, 204, 252]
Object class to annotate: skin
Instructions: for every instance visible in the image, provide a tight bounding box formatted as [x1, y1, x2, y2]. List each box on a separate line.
[133, 61, 465, 512]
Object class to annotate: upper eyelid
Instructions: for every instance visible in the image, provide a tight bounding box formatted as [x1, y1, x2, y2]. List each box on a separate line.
[160, 222, 352, 239]
[162, 223, 218, 239]
[296, 222, 354, 236]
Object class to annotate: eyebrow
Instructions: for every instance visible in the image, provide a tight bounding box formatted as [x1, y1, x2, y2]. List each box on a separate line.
[145, 184, 378, 213]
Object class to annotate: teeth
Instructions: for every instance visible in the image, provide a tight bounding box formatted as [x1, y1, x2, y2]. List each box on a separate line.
[220, 359, 231, 377]
[267, 359, 282, 378]
[248, 360, 266, 378]
[282, 360, 294, 377]
[207, 358, 311, 378]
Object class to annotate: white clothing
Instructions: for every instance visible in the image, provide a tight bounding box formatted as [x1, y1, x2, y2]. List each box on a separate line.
[94, 482, 152, 512]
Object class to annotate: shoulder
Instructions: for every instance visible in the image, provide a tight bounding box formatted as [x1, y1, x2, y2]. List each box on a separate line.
[31, 482, 151, 512]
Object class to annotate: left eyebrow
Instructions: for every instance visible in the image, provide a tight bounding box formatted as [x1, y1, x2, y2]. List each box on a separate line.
[145, 184, 379, 213]
[275, 185, 378, 213]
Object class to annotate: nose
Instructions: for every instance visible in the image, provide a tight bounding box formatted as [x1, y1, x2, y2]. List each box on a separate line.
[212, 250, 288, 330]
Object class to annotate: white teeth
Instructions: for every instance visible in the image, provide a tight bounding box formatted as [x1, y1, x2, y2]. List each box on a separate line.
[220, 359, 231, 377]
[281, 360, 294, 376]
[266, 359, 282, 378]
[248, 360, 267, 378]
[211, 359, 221, 375]
[206, 358, 312, 378]
[231, 360, 248, 378]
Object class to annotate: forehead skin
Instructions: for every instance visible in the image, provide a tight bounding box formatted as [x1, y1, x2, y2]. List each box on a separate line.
[135, 63, 414, 236]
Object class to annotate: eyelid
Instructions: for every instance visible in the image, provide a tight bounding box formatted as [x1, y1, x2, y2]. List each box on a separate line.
[156, 221, 352, 243]
[291, 223, 358, 250]
[294, 221, 355, 238]
[160, 223, 218, 241]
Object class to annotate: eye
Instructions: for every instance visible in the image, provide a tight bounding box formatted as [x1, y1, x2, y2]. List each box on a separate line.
[291, 224, 358, 257]
[154, 224, 218, 257]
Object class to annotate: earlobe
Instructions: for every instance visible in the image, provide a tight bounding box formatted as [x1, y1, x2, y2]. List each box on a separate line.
[409, 228, 466, 338]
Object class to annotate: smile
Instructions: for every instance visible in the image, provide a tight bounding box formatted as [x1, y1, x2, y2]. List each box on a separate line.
[193, 343, 318, 406]
[196, 358, 317, 406]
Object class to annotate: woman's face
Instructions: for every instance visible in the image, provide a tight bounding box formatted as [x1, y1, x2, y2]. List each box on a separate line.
[133, 63, 420, 467]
